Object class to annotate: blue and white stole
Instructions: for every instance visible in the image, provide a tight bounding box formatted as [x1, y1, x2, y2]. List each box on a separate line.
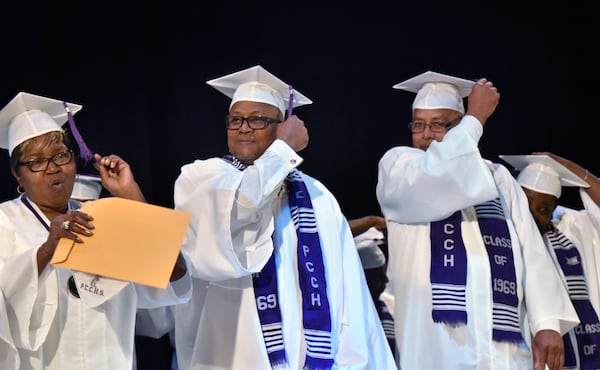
[430, 210, 468, 324]
[546, 225, 600, 370]
[430, 198, 523, 343]
[223, 155, 334, 370]
[377, 299, 396, 353]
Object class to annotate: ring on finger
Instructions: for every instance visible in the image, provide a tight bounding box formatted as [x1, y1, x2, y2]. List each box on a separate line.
[61, 220, 71, 230]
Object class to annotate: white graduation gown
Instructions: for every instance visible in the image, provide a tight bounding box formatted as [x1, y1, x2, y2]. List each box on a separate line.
[376, 116, 579, 370]
[0, 286, 18, 370]
[0, 196, 192, 370]
[172, 139, 397, 370]
[546, 190, 600, 368]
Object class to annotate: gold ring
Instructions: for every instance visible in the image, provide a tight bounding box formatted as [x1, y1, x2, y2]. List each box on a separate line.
[61, 220, 71, 230]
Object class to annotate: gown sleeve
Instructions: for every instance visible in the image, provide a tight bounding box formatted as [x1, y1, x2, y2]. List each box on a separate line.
[377, 116, 497, 224]
[174, 139, 303, 281]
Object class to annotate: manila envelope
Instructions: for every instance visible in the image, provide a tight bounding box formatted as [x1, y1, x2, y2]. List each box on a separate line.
[51, 197, 191, 289]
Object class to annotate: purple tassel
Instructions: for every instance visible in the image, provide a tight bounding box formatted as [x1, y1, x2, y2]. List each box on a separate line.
[63, 102, 94, 162]
[287, 85, 294, 118]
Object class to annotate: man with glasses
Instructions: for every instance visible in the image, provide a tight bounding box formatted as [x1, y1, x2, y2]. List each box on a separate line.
[159, 65, 397, 370]
[376, 71, 578, 370]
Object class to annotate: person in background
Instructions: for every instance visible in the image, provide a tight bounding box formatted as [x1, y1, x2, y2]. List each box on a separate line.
[167, 65, 397, 369]
[348, 214, 389, 263]
[349, 215, 396, 356]
[348, 215, 387, 237]
[376, 71, 579, 370]
[501, 152, 600, 369]
[0, 92, 191, 370]
[70, 173, 102, 202]
[348, 215, 389, 301]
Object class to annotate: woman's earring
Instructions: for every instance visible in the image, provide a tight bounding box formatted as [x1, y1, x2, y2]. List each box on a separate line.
[17, 185, 24, 194]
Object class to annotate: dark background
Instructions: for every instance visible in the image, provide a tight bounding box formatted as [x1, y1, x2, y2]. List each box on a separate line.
[1, 2, 597, 219]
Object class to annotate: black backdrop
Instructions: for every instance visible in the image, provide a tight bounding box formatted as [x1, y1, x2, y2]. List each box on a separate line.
[1, 2, 597, 219]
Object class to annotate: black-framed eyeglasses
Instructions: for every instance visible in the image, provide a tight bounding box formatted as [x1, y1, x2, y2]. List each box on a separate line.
[408, 118, 461, 133]
[18, 150, 74, 172]
[225, 115, 282, 130]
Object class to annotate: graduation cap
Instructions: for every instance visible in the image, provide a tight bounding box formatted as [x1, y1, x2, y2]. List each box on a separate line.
[0, 92, 93, 161]
[499, 154, 590, 198]
[393, 71, 475, 114]
[71, 174, 103, 201]
[206, 65, 312, 117]
[354, 226, 386, 269]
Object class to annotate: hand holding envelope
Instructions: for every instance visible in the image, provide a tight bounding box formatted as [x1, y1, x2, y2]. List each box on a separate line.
[51, 197, 191, 289]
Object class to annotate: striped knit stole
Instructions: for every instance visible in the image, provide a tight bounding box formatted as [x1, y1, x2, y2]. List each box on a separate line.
[475, 198, 522, 343]
[377, 299, 396, 353]
[547, 226, 600, 370]
[286, 170, 334, 370]
[430, 210, 468, 325]
[430, 198, 523, 343]
[223, 156, 333, 369]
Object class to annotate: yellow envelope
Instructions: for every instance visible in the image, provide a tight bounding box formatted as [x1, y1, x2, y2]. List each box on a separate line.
[51, 197, 191, 289]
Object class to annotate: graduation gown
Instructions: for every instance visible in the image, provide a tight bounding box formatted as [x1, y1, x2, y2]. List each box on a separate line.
[172, 139, 397, 370]
[0, 287, 18, 370]
[545, 190, 600, 369]
[376, 116, 579, 370]
[0, 196, 192, 370]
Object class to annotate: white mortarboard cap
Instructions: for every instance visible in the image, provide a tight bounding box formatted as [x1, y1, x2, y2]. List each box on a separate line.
[0, 92, 82, 155]
[71, 174, 102, 201]
[206, 65, 312, 117]
[393, 71, 475, 114]
[499, 154, 590, 198]
[354, 226, 386, 269]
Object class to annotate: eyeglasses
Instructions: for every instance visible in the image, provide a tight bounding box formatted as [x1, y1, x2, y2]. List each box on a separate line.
[408, 119, 460, 133]
[18, 150, 74, 172]
[225, 115, 282, 130]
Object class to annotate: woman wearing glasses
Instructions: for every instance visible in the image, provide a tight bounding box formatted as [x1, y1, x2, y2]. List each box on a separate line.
[0, 92, 191, 370]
